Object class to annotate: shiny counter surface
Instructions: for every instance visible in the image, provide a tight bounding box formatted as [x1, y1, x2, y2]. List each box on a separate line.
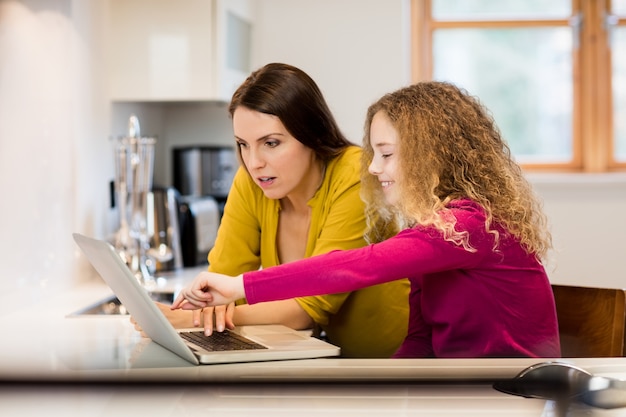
[1, 277, 626, 416]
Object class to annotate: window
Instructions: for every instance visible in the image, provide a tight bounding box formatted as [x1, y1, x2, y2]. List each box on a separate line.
[411, 0, 626, 172]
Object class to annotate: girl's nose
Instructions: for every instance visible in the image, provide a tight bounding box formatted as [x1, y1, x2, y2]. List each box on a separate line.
[368, 159, 381, 175]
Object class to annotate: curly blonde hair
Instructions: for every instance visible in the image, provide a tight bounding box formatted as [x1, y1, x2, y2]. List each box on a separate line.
[361, 81, 551, 260]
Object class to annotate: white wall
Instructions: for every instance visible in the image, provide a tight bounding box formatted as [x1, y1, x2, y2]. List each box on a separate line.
[531, 175, 626, 288]
[0, 0, 110, 289]
[250, 0, 411, 143]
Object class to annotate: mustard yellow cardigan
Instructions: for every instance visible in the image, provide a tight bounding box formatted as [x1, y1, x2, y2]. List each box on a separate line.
[208, 146, 409, 357]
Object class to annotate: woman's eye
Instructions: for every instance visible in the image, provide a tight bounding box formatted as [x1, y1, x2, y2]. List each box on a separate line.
[265, 140, 279, 148]
[236, 141, 248, 149]
[382, 153, 392, 159]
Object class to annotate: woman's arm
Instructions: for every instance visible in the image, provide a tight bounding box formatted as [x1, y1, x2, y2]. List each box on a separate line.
[232, 300, 314, 330]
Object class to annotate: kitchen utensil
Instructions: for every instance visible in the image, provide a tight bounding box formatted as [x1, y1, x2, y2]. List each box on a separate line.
[112, 114, 156, 286]
[146, 186, 183, 272]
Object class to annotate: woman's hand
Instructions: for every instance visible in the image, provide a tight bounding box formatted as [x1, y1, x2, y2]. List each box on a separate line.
[197, 303, 236, 335]
[131, 301, 200, 336]
[130, 301, 236, 337]
[171, 271, 245, 312]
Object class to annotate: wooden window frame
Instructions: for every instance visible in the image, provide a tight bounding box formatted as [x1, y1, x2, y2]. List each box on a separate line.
[411, 0, 625, 173]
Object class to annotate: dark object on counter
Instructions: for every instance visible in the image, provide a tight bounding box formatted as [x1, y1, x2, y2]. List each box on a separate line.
[178, 195, 219, 267]
[172, 145, 233, 267]
[493, 361, 626, 410]
[173, 145, 237, 198]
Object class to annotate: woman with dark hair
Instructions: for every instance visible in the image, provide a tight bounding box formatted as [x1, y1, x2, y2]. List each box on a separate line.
[157, 63, 410, 358]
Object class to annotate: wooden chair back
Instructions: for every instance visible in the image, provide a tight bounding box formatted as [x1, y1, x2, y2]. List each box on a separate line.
[552, 284, 626, 357]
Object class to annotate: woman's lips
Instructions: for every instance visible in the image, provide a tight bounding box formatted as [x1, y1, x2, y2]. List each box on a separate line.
[257, 176, 276, 188]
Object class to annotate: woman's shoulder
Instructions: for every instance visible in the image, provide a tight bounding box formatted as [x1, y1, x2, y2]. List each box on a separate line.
[326, 146, 361, 180]
[337, 145, 362, 162]
[311, 146, 362, 203]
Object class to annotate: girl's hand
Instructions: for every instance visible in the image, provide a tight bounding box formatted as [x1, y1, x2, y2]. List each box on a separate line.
[171, 271, 245, 311]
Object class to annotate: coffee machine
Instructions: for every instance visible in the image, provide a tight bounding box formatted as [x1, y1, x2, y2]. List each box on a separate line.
[172, 145, 237, 266]
[173, 146, 237, 200]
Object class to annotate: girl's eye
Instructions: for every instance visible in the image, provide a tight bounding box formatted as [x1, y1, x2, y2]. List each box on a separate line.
[265, 140, 279, 148]
[236, 141, 248, 149]
[382, 153, 392, 159]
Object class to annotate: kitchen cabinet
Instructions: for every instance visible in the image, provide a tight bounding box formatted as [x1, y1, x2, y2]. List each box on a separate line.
[107, 0, 253, 102]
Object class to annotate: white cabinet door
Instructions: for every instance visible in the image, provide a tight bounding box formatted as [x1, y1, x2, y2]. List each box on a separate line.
[107, 0, 252, 102]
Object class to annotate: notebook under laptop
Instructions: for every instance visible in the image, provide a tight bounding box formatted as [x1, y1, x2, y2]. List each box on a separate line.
[72, 233, 340, 365]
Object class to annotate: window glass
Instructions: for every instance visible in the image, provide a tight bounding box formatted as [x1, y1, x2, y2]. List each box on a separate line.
[432, 0, 571, 19]
[433, 27, 573, 163]
[614, 26, 626, 161]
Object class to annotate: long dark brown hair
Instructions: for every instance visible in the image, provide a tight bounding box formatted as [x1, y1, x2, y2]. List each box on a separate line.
[229, 63, 353, 162]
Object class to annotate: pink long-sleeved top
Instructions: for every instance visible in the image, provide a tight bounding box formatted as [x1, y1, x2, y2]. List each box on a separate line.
[243, 199, 561, 358]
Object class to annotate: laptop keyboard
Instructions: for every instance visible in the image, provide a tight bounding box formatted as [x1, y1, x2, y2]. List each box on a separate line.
[180, 330, 268, 352]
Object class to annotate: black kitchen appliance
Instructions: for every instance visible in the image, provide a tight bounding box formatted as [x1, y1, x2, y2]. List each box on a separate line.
[173, 145, 237, 199]
[178, 195, 220, 267]
[173, 145, 237, 266]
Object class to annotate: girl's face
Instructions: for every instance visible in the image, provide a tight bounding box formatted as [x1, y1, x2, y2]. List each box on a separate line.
[233, 106, 318, 201]
[368, 111, 400, 206]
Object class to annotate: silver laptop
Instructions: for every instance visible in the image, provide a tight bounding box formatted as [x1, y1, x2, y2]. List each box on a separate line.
[72, 233, 340, 365]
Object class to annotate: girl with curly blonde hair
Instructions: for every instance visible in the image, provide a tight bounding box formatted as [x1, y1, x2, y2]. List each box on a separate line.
[361, 81, 552, 259]
[172, 81, 561, 359]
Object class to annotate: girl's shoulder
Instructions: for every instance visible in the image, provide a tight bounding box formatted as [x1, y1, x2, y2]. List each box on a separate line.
[444, 198, 488, 230]
[447, 198, 485, 215]
[446, 199, 512, 242]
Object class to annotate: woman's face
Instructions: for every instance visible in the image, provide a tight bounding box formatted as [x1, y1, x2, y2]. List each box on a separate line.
[233, 106, 318, 200]
[368, 111, 400, 206]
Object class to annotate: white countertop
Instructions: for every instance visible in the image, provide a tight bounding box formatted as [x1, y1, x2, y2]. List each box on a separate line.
[2, 270, 626, 416]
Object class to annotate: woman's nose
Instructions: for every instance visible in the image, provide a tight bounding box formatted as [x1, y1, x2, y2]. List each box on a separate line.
[245, 148, 264, 169]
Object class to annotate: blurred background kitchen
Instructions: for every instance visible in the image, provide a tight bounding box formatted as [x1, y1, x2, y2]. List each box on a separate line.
[0, 0, 625, 295]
